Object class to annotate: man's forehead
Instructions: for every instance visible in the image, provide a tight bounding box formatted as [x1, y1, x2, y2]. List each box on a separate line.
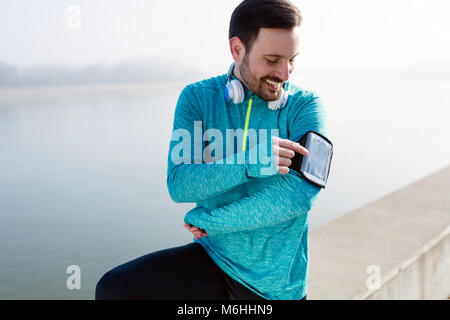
[253, 27, 301, 56]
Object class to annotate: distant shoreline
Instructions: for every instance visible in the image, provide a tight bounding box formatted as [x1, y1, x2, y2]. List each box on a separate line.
[1, 60, 449, 89]
[0, 80, 195, 102]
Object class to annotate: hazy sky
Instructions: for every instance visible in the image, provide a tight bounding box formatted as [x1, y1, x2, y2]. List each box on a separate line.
[1, 0, 449, 74]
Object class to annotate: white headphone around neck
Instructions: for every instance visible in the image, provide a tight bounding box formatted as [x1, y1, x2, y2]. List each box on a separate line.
[224, 62, 289, 111]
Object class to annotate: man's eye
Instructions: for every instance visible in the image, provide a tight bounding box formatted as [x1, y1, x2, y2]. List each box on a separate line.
[266, 59, 278, 65]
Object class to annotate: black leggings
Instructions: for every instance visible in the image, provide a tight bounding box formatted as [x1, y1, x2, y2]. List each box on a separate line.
[95, 242, 307, 300]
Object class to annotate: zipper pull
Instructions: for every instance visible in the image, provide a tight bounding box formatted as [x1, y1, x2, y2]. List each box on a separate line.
[242, 93, 254, 151]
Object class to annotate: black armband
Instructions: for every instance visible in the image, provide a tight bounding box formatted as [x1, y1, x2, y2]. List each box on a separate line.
[289, 131, 333, 188]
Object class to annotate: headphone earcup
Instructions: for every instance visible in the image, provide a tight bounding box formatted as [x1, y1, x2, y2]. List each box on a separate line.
[226, 80, 244, 104]
[279, 88, 289, 108]
[267, 88, 289, 110]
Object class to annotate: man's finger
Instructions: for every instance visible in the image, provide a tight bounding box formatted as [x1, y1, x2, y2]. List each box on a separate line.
[275, 137, 309, 155]
[287, 141, 308, 155]
[273, 146, 295, 159]
[278, 157, 292, 167]
[277, 166, 290, 175]
[193, 232, 205, 239]
[184, 223, 201, 231]
[193, 230, 208, 236]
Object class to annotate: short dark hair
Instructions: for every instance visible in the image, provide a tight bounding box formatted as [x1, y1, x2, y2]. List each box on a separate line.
[229, 0, 302, 54]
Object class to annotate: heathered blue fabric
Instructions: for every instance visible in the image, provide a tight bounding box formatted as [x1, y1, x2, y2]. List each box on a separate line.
[166, 71, 328, 300]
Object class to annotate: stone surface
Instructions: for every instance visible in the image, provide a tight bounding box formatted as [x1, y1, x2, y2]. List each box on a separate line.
[308, 165, 450, 300]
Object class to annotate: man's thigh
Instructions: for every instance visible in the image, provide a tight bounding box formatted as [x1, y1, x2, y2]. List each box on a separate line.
[96, 242, 229, 300]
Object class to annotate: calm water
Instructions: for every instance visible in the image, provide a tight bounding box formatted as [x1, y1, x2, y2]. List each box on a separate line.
[0, 72, 449, 299]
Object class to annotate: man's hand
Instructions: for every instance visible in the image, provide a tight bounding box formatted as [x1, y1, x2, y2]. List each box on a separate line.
[272, 136, 309, 175]
[183, 223, 208, 240]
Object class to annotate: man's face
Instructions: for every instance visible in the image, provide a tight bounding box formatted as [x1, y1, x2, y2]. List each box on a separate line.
[237, 26, 301, 101]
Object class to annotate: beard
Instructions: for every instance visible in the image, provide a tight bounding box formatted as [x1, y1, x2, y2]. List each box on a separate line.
[239, 54, 283, 102]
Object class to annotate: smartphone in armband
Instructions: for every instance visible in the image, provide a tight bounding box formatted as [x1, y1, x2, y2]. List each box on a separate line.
[289, 131, 333, 188]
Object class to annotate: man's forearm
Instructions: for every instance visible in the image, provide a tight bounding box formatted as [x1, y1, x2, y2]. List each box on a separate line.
[167, 138, 279, 203]
[183, 170, 321, 235]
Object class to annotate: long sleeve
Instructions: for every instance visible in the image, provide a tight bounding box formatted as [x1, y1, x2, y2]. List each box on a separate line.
[167, 85, 278, 203]
[184, 92, 329, 235]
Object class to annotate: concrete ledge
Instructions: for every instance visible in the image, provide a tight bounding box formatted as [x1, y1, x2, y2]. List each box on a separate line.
[360, 225, 449, 299]
[308, 165, 450, 300]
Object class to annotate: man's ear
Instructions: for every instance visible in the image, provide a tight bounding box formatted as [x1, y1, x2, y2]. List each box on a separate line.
[229, 37, 246, 63]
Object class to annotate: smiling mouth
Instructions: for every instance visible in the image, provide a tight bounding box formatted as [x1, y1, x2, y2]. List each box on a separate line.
[265, 79, 282, 90]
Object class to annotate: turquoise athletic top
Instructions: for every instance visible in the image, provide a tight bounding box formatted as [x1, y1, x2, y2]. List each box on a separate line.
[166, 70, 328, 300]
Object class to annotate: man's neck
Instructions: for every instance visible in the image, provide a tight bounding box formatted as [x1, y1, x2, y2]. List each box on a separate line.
[232, 64, 254, 95]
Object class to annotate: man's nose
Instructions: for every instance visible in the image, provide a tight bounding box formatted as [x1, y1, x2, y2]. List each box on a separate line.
[275, 62, 291, 82]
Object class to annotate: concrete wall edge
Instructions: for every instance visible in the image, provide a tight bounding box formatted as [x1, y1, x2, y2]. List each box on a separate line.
[353, 224, 450, 300]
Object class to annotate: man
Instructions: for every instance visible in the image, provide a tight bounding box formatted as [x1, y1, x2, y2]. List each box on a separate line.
[96, 0, 328, 300]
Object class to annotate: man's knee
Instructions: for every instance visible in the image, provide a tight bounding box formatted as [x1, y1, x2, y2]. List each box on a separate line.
[95, 268, 128, 300]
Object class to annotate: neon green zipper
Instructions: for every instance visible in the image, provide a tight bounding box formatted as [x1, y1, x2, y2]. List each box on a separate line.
[242, 94, 253, 151]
